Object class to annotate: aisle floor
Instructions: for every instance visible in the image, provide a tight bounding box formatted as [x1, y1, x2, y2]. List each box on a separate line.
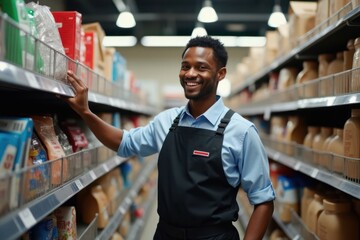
[139, 198, 245, 240]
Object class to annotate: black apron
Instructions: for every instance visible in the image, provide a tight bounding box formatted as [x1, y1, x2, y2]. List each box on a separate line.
[154, 109, 240, 240]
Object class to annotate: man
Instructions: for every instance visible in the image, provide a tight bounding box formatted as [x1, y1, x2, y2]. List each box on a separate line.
[64, 36, 275, 240]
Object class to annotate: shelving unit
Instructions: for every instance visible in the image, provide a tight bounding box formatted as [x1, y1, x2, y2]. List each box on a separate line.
[0, 11, 158, 240]
[96, 157, 157, 240]
[229, 3, 360, 239]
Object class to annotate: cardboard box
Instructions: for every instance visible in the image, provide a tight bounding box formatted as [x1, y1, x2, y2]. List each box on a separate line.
[288, 1, 318, 48]
[52, 11, 82, 61]
[82, 22, 106, 62]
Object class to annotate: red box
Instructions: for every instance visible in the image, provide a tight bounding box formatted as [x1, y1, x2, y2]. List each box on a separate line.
[83, 31, 98, 69]
[52, 11, 82, 61]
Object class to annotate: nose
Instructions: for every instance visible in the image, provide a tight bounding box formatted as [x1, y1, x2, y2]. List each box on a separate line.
[185, 67, 197, 78]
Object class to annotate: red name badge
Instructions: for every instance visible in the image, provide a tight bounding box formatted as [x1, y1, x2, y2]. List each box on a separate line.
[193, 150, 210, 157]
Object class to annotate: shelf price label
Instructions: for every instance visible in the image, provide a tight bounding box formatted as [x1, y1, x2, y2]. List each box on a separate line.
[18, 208, 36, 229]
[75, 179, 84, 191]
[89, 170, 97, 180]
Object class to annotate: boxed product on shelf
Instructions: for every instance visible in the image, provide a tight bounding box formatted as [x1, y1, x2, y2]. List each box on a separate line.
[82, 22, 106, 78]
[0, 117, 33, 209]
[27, 213, 59, 240]
[53, 206, 77, 240]
[0, 132, 19, 214]
[288, 1, 318, 48]
[51, 11, 82, 62]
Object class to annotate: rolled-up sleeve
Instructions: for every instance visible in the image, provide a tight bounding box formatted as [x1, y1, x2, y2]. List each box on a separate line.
[240, 126, 275, 205]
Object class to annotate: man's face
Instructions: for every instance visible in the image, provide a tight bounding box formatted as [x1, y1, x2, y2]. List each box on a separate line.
[179, 47, 220, 101]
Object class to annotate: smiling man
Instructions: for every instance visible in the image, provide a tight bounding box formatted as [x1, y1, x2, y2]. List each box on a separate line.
[64, 35, 275, 240]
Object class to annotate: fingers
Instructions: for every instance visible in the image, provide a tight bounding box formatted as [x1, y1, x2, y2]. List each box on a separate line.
[67, 70, 86, 90]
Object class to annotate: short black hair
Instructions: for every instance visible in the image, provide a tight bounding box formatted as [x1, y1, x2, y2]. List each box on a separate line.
[182, 36, 228, 69]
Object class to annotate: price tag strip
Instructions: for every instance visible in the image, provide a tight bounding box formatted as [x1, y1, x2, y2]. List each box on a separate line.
[18, 208, 37, 229]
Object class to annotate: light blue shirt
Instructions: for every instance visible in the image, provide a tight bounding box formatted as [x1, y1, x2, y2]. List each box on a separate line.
[118, 96, 275, 205]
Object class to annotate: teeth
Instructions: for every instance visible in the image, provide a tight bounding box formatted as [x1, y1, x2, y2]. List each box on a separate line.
[186, 82, 198, 86]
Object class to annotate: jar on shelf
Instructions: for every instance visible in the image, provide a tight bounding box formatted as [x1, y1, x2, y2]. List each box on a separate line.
[317, 198, 360, 240]
[351, 37, 360, 92]
[296, 61, 319, 98]
[343, 108, 360, 181]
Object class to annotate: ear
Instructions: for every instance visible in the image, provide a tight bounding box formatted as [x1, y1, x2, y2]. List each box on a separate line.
[217, 67, 227, 81]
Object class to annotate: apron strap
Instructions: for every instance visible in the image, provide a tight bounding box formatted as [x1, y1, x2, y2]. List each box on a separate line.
[216, 109, 235, 135]
[169, 113, 181, 131]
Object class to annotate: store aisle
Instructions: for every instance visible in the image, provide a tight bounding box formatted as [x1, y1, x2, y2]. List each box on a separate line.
[139, 198, 245, 240]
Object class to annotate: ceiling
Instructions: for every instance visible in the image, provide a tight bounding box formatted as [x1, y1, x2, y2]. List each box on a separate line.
[62, 0, 292, 38]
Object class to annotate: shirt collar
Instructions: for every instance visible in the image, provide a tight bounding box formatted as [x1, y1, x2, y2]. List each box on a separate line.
[182, 95, 225, 126]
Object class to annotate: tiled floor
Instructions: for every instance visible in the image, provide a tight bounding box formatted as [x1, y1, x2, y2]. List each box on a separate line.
[139, 199, 245, 240]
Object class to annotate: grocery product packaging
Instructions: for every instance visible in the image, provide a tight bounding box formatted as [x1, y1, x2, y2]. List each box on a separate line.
[23, 131, 50, 203]
[54, 206, 77, 240]
[0, 117, 33, 209]
[32, 115, 68, 185]
[0, 133, 19, 214]
[26, 2, 67, 82]
[52, 11, 82, 62]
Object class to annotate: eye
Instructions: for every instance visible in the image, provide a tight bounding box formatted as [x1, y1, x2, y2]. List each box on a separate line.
[181, 64, 190, 70]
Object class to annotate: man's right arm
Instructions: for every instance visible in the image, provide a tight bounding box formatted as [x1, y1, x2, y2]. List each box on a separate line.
[63, 71, 123, 152]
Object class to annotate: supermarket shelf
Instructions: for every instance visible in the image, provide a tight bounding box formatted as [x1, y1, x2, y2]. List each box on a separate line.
[265, 146, 360, 199]
[272, 207, 318, 240]
[126, 182, 157, 240]
[96, 156, 158, 240]
[0, 155, 126, 240]
[88, 92, 157, 116]
[0, 60, 158, 116]
[230, 5, 360, 96]
[0, 60, 74, 96]
[237, 92, 360, 116]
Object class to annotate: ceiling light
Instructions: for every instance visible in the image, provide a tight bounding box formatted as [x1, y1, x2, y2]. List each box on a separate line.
[197, 0, 218, 23]
[140, 36, 266, 48]
[191, 22, 207, 38]
[103, 36, 137, 47]
[141, 36, 191, 47]
[116, 11, 136, 28]
[268, 0, 287, 28]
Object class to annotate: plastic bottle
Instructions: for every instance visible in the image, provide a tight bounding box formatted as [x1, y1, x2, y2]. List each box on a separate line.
[317, 198, 360, 240]
[343, 108, 360, 181]
[306, 193, 325, 234]
[327, 52, 345, 95]
[351, 37, 360, 92]
[318, 54, 335, 96]
[312, 127, 333, 166]
[344, 39, 355, 71]
[327, 128, 344, 173]
[284, 116, 307, 156]
[304, 126, 320, 148]
[301, 187, 315, 224]
[296, 61, 319, 98]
